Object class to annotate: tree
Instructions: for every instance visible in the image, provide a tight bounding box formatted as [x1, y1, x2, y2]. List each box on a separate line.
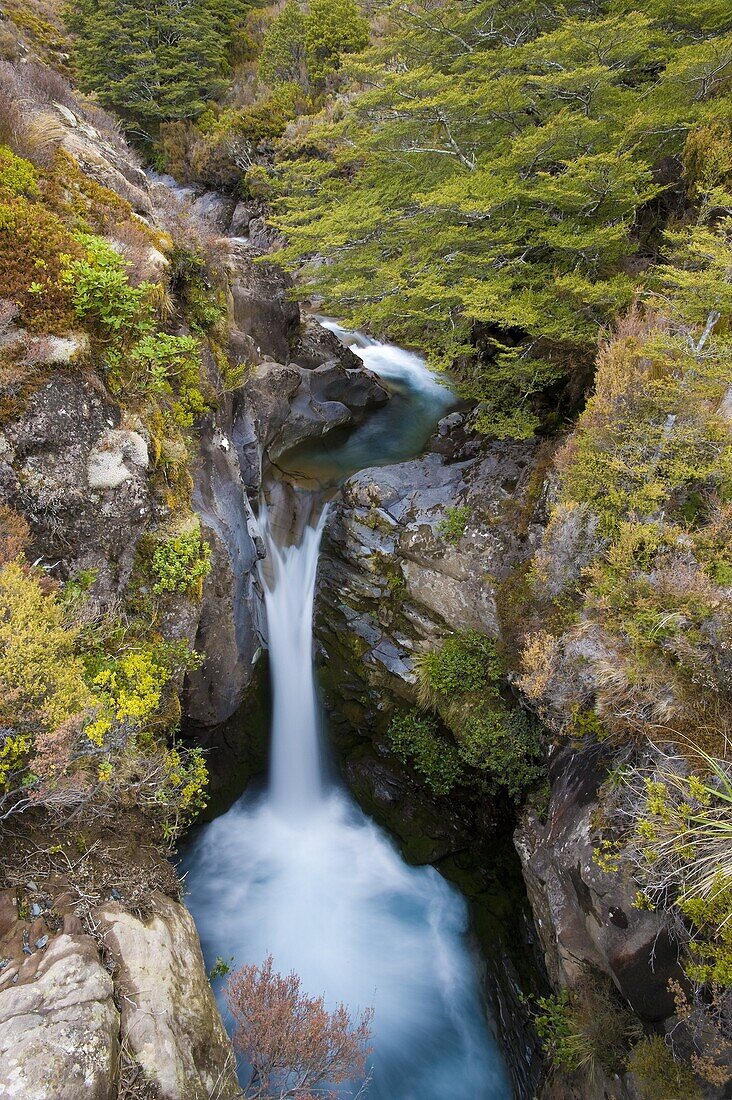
[65, 0, 234, 130]
[260, 1, 309, 89]
[268, 0, 732, 436]
[224, 954, 373, 1099]
[304, 0, 369, 85]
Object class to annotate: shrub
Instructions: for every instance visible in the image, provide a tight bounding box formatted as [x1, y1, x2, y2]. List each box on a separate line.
[436, 504, 471, 546]
[128, 332, 208, 432]
[388, 709, 462, 795]
[415, 630, 544, 800]
[224, 954, 373, 1099]
[0, 144, 39, 196]
[416, 630, 501, 704]
[627, 1036, 701, 1100]
[0, 190, 80, 331]
[61, 232, 155, 344]
[150, 527, 211, 597]
[536, 979, 640, 1078]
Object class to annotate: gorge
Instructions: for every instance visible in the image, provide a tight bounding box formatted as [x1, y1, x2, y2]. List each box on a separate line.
[0, 3, 730, 1097]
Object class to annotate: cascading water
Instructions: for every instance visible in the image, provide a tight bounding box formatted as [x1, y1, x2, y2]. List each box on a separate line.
[180, 326, 512, 1099]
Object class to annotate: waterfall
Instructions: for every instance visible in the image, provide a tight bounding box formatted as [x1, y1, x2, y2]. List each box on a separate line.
[180, 325, 512, 1099]
[258, 500, 328, 815]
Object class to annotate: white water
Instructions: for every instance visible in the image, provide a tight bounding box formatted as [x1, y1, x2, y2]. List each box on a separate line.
[181, 327, 511, 1098]
[280, 318, 457, 485]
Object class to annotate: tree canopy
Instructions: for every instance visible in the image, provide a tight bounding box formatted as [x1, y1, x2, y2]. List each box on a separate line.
[265, 0, 732, 436]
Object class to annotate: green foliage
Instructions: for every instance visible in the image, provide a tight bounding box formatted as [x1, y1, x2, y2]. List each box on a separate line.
[436, 505, 471, 546]
[627, 1036, 702, 1100]
[260, 1, 308, 88]
[388, 709, 463, 795]
[303, 0, 369, 84]
[415, 631, 543, 800]
[679, 877, 732, 987]
[65, 0, 235, 130]
[0, 561, 91, 739]
[61, 232, 154, 343]
[150, 528, 211, 597]
[0, 189, 81, 333]
[0, 145, 39, 197]
[128, 333, 208, 432]
[536, 979, 641, 1078]
[416, 630, 501, 699]
[266, 0, 732, 434]
[260, 0, 368, 91]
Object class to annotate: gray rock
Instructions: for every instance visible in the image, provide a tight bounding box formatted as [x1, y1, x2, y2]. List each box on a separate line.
[0, 933, 120, 1100]
[226, 242, 300, 364]
[190, 191, 237, 233]
[96, 893, 238, 1100]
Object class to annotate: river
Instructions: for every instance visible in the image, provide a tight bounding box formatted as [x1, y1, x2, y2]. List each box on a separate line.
[180, 324, 512, 1098]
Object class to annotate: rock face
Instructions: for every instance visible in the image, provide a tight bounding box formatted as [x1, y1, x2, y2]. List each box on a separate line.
[516, 742, 681, 1023]
[97, 893, 238, 1100]
[316, 427, 541, 723]
[0, 930, 119, 1100]
[184, 400, 266, 725]
[0, 375, 152, 597]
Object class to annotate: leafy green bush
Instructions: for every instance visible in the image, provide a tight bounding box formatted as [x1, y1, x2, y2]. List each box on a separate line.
[416, 630, 501, 702]
[536, 980, 641, 1078]
[388, 709, 462, 795]
[415, 631, 544, 800]
[61, 232, 154, 343]
[129, 332, 208, 431]
[627, 1036, 701, 1100]
[0, 145, 39, 197]
[436, 505, 471, 546]
[150, 528, 211, 597]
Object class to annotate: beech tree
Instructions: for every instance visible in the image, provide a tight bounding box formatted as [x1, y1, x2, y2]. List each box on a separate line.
[66, 0, 237, 129]
[268, 0, 732, 437]
[225, 954, 373, 1099]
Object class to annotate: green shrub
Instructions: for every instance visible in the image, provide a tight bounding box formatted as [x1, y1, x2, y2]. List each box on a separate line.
[61, 232, 155, 343]
[150, 528, 211, 597]
[415, 631, 544, 800]
[460, 706, 544, 800]
[388, 710, 462, 795]
[627, 1036, 701, 1100]
[416, 630, 501, 701]
[129, 332, 208, 431]
[436, 505, 471, 546]
[536, 980, 641, 1078]
[0, 145, 39, 197]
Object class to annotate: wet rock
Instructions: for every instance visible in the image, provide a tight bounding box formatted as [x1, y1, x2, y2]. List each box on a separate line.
[96, 893, 238, 1100]
[190, 191, 237, 232]
[184, 402, 266, 725]
[226, 242, 300, 364]
[242, 358, 388, 467]
[515, 740, 682, 1021]
[291, 316, 362, 371]
[316, 438, 540, 719]
[0, 932, 119, 1100]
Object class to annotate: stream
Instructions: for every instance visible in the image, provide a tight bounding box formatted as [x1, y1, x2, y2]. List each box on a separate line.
[180, 326, 512, 1098]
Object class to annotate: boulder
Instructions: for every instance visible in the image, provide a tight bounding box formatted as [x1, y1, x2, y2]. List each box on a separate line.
[190, 191, 237, 233]
[0, 932, 119, 1100]
[96, 892, 239, 1100]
